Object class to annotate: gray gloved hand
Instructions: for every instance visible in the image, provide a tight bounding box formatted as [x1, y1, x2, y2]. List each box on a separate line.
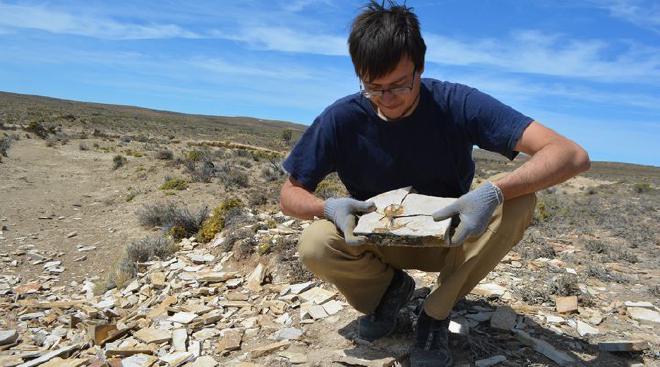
[432, 181, 504, 247]
[324, 198, 376, 246]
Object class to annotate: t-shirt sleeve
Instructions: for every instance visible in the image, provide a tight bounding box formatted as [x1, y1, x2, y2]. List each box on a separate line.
[282, 113, 337, 192]
[458, 86, 534, 160]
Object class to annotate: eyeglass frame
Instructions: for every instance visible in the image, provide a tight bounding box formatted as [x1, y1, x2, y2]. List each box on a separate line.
[359, 67, 417, 98]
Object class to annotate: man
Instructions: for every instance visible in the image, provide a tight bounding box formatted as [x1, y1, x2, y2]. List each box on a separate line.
[279, 1, 590, 366]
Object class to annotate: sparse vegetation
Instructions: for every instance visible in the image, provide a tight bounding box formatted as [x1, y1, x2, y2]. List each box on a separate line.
[0, 135, 14, 157]
[107, 236, 178, 288]
[79, 142, 89, 151]
[197, 198, 244, 243]
[112, 154, 127, 170]
[137, 202, 208, 238]
[314, 175, 347, 199]
[160, 177, 188, 190]
[156, 149, 174, 160]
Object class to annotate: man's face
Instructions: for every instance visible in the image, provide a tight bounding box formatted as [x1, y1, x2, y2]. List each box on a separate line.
[361, 57, 422, 120]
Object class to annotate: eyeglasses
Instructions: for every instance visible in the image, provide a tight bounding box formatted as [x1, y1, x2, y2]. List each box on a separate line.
[360, 68, 417, 98]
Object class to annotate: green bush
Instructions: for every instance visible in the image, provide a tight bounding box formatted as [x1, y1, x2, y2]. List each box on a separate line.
[197, 198, 244, 243]
[113, 155, 127, 170]
[160, 177, 188, 190]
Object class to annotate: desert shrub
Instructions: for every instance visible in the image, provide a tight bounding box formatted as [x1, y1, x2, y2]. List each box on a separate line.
[160, 177, 188, 190]
[584, 239, 607, 254]
[137, 202, 208, 238]
[112, 155, 127, 170]
[261, 165, 285, 182]
[586, 265, 629, 283]
[234, 149, 251, 158]
[185, 159, 215, 183]
[315, 176, 347, 199]
[633, 183, 652, 193]
[120, 135, 132, 143]
[0, 135, 14, 157]
[281, 129, 293, 144]
[124, 149, 143, 157]
[237, 159, 253, 168]
[186, 150, 206, 162]
[217, 165, 249, 188]
[107, 236, 178, 288]
[79, 142, 89, 151]
[549, 274, 579, 297]
[606, 247, 639, 263]
[24, 121, 50, 139]
[197, 198, 244, 243]
[248, 190, 269, 206]
[156, 149, 174, 160]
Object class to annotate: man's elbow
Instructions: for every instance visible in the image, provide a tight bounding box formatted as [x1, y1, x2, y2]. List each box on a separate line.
[572, 145, 591, 173]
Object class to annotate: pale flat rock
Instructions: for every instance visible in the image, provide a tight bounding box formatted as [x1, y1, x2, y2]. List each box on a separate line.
[475, 355, 507, 367]
[121, 354, 158, 367]
[322, 300, 344, 315]
[188, 253, 214, 264]
[576, 320, 599, 336]
[134, 328, 172, 344]
[545, 315, 565, 324]
[169, 312, 198, 324]
[449, 318, 470, 335]
[195, 272, 239, 283]
[624, 301, 656, 309]
[555, 296, 578, 313]
[17, 343, 85, 367]
[192, 328, 220, 340]
[160, 352, 193, 367]
[471, 283, 506, 298]
[627, 307, 660, 323]
[40, 358, 86, 367]
[0, 355, 23, 367]
[173, 329, 188, 351]
[286, 281, 314, 295]
[249, 340, 290, 358]
[332, 350, 396, 367]
[278, 351, 307, 364]
[187, 356, 217, 367]
[354, 187, 456, 246]
[217, 329, 243, 352]
[273, 328, 303, 341]
[246, 263, 266, 291]
[0, 329, 18, 345]
[299, 287, 335, 305]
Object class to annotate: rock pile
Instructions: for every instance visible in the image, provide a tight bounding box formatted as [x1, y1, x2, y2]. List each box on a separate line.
[1, 211, 658, 366]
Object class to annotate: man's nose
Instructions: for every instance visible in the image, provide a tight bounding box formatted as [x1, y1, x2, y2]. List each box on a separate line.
[380, 90, 396, 104]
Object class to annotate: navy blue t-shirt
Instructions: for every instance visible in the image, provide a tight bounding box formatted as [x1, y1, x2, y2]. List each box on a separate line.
[282, 78, 533, 201]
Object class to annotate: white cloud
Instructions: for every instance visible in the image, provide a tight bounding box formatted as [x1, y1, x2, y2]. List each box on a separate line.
[591, 0, 660, 33]
[212, 26, 347, 56]
[189, 57, 316, 80]
[0, 2, 200, 39]
[424, 30, 660, 83]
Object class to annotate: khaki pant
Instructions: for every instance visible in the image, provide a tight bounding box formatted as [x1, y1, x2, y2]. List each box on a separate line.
[298, 175, 536, 320]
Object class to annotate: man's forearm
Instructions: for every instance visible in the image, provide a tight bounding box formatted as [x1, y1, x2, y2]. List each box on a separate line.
[280, 180, 325, 220]
[493, 142, 591, 201]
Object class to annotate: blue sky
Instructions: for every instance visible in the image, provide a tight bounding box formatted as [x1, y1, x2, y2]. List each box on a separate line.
[0, 0, 658, 166]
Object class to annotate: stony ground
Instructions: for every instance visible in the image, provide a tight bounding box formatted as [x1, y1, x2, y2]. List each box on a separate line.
[1, 106, 659, 367]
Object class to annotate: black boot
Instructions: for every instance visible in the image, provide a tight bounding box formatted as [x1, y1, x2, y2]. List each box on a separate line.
[357, 269, 415, 342]
[409, 309, 453, 367]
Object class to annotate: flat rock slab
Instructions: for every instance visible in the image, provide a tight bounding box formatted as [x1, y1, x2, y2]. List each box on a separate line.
[169, 312, 198, 324]
[41, 358, 87, 367]
[249, 340, 290, 358]
[490, 306, 517, 331]
[120, 354, 158, 367]
[354, 187, 456, 246]
[555, 296, 578, 313]
[0, 329, 18, 345]
[134, 328, 172, 344]
[627, 307, 660, 323]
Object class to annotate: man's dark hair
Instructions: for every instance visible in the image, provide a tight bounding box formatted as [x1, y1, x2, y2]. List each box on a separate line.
[348, 1, 426, 82]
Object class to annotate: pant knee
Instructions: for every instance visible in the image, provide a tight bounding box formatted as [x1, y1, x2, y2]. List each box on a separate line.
[297, 220, 338, 272]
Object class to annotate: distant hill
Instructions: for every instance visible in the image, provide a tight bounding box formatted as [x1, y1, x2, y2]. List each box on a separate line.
[0, 91, 306, 150]
[1, 91, 657, 179]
